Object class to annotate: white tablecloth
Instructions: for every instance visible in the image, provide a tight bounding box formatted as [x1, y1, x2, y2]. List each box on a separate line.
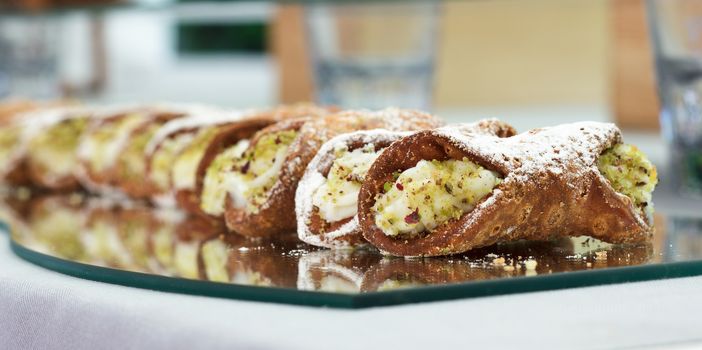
[2, 229, 702, 350]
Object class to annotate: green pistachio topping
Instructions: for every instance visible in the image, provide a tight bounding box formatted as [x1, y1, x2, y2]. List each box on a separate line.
[172, 126, 218, 190]
[150, 133, 194, 191]
[597, 143, 658, 218]
[29, 117, 88, 177]
[312, 144, 380, 222]
[200, 139, 250, 216]
[228, 130, 298, 213]
[87, 114, 143, 172]
[118, 124, 159, 182]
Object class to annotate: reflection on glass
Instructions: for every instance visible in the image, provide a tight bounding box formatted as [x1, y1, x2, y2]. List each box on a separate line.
[4, 193, 702, 294]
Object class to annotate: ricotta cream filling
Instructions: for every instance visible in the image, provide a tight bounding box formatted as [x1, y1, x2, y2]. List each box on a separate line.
[84, 114, 144, 173]
[28, 117, 88, 179]
[373, 158, 501, 237]
[597, 143, 658, 219]
[226, 130, 298, 214]
[149, 133, 196, 192]
[172, 127, 218, 190]
[312, 144, 380, 223]
[200, 139, 250, 216]
[117, 124, 159, 183]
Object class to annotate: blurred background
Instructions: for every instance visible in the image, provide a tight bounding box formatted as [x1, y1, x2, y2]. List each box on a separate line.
[0, 0, 654, 123]
[0, 0, 700, 213]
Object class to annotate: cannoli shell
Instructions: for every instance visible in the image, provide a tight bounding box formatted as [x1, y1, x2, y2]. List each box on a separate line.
[359, 122, 653, 257]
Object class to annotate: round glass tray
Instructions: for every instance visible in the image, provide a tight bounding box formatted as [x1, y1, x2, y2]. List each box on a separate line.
[3, 193, 702, 308]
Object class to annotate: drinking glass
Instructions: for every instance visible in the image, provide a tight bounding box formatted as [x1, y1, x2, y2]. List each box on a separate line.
[0, 15, 61, 99]
[648, 0, 702, 196]
[305, 2, 439, 110]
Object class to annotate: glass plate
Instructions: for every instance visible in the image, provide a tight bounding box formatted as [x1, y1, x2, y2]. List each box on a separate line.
[3, 193, 702, 309]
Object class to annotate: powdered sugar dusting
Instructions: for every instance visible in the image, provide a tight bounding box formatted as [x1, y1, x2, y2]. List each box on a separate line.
[296, 129, 410, 248]
[432, 121, 633, 232]
[145, 110, 248, 155]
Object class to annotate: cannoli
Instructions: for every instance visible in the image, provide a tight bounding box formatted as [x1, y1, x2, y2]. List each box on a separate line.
[24, 108, 92, 191]
[77, 104, 214, 199]
[144, 111, 243, 207]
[221, 108, 444, 238]
[358, 122, 658, 257]
[179, 103, 334, 218]
[111, 109, 189, 199]
[76, 106, 153, 196]
[296, 119, 517, 249]
[1, 106, 77, 188]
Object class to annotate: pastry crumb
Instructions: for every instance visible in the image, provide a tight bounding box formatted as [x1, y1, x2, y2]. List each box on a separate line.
[503, 265, 515, 272]
[524, 259, 537, 270]
[492, 257, 506, 266]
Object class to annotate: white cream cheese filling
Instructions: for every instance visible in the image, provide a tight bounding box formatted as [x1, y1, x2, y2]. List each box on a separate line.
[200, 139, 250, 216]
[172, 127, 218, 190]
[81, 114, 144, 173]
[373, 157, 501, 237]
[312, 144, 380, 223]
[28, 117, 88, 180]
[225, 130, 297, 213]
[149, 133, 196, 191]
[597, 143, 658, 219]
